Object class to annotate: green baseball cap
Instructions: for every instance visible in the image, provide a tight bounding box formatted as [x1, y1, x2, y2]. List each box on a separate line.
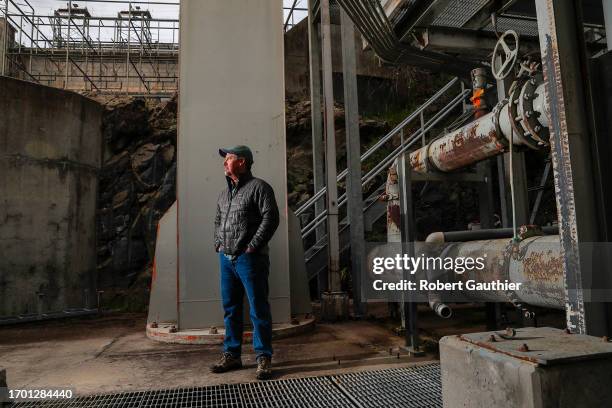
[218, 145, 254, 165]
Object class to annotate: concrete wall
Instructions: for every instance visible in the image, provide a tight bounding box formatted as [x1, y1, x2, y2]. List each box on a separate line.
[0, 77, 103, 318]
[177, 0, 290, 329]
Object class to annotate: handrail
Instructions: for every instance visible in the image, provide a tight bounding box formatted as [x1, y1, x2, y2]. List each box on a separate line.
[300, 87, 469, 239]
[295, 76, 460, 217]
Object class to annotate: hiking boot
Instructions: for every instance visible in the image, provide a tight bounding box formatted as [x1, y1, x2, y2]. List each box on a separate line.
[255, 355, 272, 380]
[210, 352, 242, 373]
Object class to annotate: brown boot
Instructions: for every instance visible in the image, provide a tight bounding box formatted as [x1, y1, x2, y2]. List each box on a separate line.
[255, 355, 272, 380]
[210, 352, 242, 373]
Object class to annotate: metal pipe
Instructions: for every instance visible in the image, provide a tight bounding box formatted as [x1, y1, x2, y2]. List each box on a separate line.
[425, 225, 559, 243]
[444, 235, 564, 310]
[409, 81, 549, 173]
[386, 163, 563, 311]
[424, 231, 452, 318]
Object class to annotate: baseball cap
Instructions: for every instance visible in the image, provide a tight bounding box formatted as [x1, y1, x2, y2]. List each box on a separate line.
[218, 145, 254, 165]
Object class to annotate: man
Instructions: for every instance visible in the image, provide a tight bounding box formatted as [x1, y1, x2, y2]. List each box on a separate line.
[211, 145, 280, 380]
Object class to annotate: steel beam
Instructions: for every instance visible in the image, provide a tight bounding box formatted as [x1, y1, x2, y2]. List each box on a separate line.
[536, 0, 608, 335]
[495, 57, 513, 228]
[397, 154, 422, 355]
[320, 0, 341, 293]
[340, 7, 365, 316]
[308, 0, 326, 249]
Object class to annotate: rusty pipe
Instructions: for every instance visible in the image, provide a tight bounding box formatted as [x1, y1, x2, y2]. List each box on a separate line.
[410, 82, 549, 173]
[441, 235, 564, 309]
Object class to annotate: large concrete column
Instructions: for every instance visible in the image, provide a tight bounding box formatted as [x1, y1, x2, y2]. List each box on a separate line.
[536, 0, 609, 335]
[340, 7, 365, 316]
[177, 0, 290, 329]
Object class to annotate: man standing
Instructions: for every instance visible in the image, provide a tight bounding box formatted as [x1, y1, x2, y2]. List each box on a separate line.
[211, 145, 280, 380]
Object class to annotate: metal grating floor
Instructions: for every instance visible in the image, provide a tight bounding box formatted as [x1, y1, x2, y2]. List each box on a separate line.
[10, 363, 441, 408]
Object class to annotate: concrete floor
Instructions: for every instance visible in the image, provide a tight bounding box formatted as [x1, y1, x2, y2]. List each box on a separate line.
[0, 312, 435, 397]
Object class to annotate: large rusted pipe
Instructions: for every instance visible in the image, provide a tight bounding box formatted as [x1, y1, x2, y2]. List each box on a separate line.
[410, 82, 549, 173]
[438, 235, 564, 310]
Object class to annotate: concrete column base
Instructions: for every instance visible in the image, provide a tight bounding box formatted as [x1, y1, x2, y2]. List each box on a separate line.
[320, 291, 350, 321]
[440, 327, 612, 408]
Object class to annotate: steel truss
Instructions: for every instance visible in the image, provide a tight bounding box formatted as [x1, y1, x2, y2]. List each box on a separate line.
[1, 0, 179, 95]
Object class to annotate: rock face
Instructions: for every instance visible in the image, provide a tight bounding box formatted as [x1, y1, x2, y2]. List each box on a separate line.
[285, 98, 390, 210]
[95, 95, 177, 310]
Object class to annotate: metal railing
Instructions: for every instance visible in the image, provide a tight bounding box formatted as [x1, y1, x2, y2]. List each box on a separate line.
[298, 77, 470, 240]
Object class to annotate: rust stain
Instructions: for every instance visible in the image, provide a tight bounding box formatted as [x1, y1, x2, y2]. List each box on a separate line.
[434, 124, 503, 171]
[459, 335, 540, 364]
[522, 252, 563, 283]
[388, 204, 400, 228]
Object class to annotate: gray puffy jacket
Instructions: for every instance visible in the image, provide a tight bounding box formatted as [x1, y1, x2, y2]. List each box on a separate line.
[214, 172, 280, 255]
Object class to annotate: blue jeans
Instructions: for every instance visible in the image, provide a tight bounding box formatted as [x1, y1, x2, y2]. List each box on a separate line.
[219, 252, 273, 358]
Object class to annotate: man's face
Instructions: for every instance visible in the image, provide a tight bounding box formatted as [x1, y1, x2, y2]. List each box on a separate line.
[223, 153, 246, 178]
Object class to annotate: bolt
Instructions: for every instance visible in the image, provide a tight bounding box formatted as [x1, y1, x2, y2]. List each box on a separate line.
[209, 326, 218, 334]
[518, 343, 529, 352]
[169, 325, 177, 333]
[488, 334, 497, 342]
[150, 321, 158, 328]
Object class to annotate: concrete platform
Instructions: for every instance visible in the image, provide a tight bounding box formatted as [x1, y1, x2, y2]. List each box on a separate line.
[146, 315, 315, 344]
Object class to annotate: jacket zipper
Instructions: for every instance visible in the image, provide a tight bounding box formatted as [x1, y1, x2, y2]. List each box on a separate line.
[222, 185, 236, 253]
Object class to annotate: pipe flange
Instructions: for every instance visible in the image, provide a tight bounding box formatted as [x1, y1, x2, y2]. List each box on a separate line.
[507, 84, 539, 150]
[423, 140, 442, 173]
[518, 76, 549, 147]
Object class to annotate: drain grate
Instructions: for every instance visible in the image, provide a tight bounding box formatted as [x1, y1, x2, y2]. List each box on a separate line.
[241, 377, 347, 408]
[11, 364, 442, 408]
[332, 363, 442, 408]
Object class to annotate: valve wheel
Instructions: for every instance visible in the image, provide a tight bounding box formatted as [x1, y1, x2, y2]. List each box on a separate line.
[491, 30, 520, 80]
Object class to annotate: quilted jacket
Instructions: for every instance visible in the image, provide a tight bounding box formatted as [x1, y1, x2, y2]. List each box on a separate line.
[214, 172, 280, 255]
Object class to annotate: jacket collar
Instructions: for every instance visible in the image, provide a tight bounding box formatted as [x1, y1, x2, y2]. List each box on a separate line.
[225, 170, 253, 191]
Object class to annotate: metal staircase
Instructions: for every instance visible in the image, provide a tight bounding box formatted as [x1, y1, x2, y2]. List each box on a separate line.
[296, 77, 471, 281]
